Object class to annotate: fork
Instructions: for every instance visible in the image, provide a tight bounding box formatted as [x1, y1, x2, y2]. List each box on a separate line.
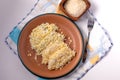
[82, 17, 94, 63]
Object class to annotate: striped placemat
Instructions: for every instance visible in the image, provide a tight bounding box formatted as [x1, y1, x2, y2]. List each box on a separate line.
[5, 0, 113, 80]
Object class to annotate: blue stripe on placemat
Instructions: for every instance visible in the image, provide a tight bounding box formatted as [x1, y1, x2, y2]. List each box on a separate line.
[41, 1, 52, 11]
[9, 27, 20, 44]
[37, 78, 47, 80]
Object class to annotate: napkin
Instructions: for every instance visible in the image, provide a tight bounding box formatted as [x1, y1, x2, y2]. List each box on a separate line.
[5, 0, 113, 80]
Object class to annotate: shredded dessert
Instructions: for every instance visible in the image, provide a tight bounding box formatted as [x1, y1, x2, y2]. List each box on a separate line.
[29, 23, 75, 70]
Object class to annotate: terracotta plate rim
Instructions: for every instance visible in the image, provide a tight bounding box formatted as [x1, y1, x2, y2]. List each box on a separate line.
[17, 13, 84, 79]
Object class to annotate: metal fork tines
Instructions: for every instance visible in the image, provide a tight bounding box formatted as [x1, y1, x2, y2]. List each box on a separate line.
[88, 17, 94, 34]
[87, 17, 94, 41]
[82, 17, 94, 63]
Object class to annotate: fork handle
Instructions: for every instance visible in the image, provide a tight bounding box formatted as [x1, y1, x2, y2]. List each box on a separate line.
[82, 32, 90, 63]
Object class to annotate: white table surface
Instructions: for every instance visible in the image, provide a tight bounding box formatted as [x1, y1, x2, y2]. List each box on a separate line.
[0, 0, 120, 80]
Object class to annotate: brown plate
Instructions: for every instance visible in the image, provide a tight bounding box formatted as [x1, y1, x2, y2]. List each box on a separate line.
[18, 13, 84, 79]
